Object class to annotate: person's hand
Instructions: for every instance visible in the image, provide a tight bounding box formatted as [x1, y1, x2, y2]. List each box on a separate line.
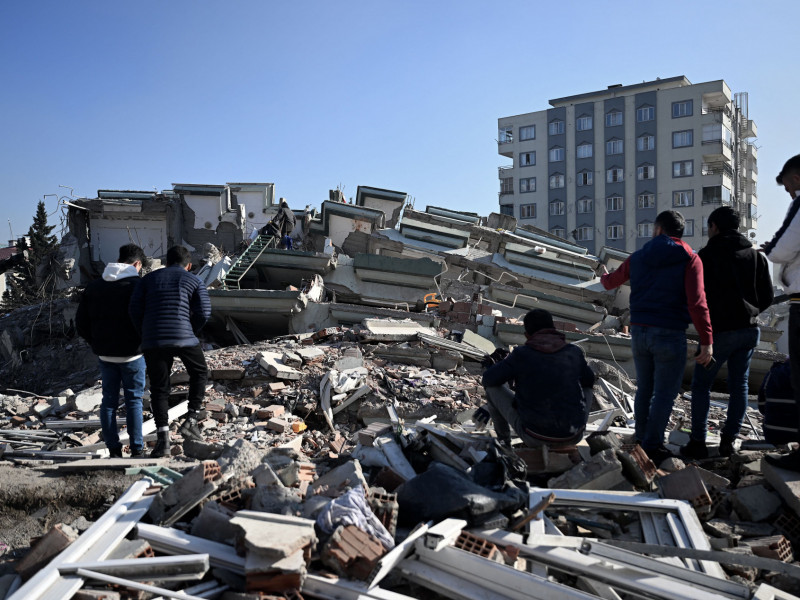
[473, 406, 491, 429]
[598, 263, 609, 276]
[481, 348, 509, 369]
[695, 344, 713, 366]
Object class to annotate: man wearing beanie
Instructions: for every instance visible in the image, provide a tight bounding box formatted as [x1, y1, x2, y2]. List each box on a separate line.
[477, 308, 596, 447]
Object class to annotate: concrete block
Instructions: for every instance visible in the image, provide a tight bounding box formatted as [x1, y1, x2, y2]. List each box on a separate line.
[461, 329, 496, 355]
[191, 501, 238, 545]
[268, 382, 287, 393]
[658, 466, 712, 510]
[230, 511, 317, 559]
[431, 349, 462, 371]
[547, 449, 626, 491]
[476, 325, 494, 339]
[267, 418, 290, 433]
[320, 524, 386, 580]
[732, 484, 783, 522]
[73, 389, 103, 413]
[358, 423, 392, 447]
[258, 351, 302, 380]
[587, 431, 621, 455]
[281, 351, 302, 368]
[265, 404, 285, 418]
[335, 348, 364, 371]
[16, 523, 78, 579]
[667, 430, 691, 446]
[617, 444, 657, 487]
[250, 484, 304, 513]
[218, 438, 266, 479]
[309, 460, 369, 498]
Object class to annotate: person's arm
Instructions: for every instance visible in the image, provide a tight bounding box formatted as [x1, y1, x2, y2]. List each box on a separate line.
[684, 253, 713, 364]
[75, 290, 92, 343]
[755, 252, 775, 312]
[189, 279, 212, 333]
[599, 257, 631, 290]
[766, 198, 800, 263]
[128, 279, 145, 334]
[481, 351, 517, 388]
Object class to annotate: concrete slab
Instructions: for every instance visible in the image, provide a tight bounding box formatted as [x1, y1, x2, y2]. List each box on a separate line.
[763, 461, 800, 519]
[230, 511, 317, 559]
[360, 319, 432, 342]
[258, 351, 302, 380]
[461, 329, 496, 355]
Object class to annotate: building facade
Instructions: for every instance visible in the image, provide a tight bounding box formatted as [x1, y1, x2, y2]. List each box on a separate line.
[497, 76, 758, 253]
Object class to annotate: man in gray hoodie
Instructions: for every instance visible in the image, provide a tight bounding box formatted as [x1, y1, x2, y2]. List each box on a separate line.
[76, 244, 147, 458]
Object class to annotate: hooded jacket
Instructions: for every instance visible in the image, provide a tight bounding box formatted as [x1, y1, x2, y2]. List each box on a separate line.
[700, 230, 773, 333]
[764, 192, 800, 294]
[482, 329, 595, 440]
[128, 265, 211, 350]
[76, 263, 142, 358]
[601, 234, 713, 345]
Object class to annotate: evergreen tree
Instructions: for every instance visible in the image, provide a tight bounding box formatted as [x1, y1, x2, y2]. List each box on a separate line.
[1, 201, 59, 310]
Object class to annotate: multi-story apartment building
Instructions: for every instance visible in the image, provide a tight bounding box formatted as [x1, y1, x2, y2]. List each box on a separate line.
[497, 76, 758, 253]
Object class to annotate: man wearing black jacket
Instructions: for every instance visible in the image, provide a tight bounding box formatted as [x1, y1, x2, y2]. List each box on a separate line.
[76, 244, 147, 458]
[682, 207, 773, 459]
[477, 309, 596, 447]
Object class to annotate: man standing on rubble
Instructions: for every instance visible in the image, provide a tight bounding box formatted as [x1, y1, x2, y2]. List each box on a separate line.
[762, 154, 800, 472]
[252, 198, 296, 248]
[681, 207, 773, 460]
[76, 243, 147, 458]
[600, 210, 713, 464]
[129, 245, 211, 458]
[476, 309, 596, 448]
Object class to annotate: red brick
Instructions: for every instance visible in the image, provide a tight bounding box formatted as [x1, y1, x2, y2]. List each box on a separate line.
[452, 301, 472, 314]
[267, 418, 289, 433]
[265, 404, 285, 418]
[478, 304, 493, 315]
[320, 525, 386, 580]
[452, 312, 470, 324]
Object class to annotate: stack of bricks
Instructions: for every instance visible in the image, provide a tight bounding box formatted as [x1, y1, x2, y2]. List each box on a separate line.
[436, 300, 506, 327]
[320, 525, 386, 580]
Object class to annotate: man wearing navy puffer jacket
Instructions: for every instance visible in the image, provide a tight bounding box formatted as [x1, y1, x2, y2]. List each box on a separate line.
[129, 245, 212, 457]
[601, 210, 713, 465]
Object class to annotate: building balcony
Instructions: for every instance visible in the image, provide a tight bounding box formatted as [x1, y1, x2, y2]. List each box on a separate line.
[702, 162, 733, 177]
[741, 119, 757, 138]
[701, 140, 732, 163]
[499, 189, 514, 197]
[703, 89, 732, 111]
[498, 165, 514, 178]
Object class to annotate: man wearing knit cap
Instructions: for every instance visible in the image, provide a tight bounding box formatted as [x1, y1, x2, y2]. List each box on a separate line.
[476, 308, 596, 448]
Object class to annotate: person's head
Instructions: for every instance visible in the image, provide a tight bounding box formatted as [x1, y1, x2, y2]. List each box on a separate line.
[707, 206, 740, 237]
[777, 154, 800, 197]
[166, 245, 192, 270]
[280, 198, 289, 209]
[654, 210, 685, 238]
[523, 309, 555, 337]
[117, 244, 146, 272]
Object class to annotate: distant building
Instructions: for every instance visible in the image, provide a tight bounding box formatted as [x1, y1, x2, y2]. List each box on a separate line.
[496, 76, 758, 253]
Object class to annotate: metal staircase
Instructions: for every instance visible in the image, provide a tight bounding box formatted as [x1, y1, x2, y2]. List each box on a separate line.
[224, 234, 277, 289]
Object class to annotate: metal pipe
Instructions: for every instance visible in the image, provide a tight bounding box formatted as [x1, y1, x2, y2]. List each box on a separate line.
[75, 569, 206, 600]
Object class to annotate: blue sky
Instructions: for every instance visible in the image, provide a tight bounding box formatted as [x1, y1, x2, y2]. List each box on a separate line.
[0, 1, 796, 246]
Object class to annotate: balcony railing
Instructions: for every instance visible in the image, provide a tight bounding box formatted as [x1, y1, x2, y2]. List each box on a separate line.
[701, 162, 733, 177]
[498, 165, 514, 177]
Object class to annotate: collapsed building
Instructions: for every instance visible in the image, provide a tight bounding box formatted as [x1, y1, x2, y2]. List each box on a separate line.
[0, 182, 798, 599]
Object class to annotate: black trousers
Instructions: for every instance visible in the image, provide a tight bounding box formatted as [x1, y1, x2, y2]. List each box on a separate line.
[144, 345, 208, 428]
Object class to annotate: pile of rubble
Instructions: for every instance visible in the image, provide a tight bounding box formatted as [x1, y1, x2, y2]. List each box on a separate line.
[0, 316, 798, 600]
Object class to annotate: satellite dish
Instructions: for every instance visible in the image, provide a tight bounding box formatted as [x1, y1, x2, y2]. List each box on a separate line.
[747, 230, 757, 239]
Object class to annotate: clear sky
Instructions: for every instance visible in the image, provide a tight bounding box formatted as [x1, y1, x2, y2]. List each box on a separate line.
[0, 0, 796, 247]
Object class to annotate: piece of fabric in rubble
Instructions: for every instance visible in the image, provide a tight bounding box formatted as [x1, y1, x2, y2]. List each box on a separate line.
[397, 461, 527, 527]
[316, 485, 395, 550]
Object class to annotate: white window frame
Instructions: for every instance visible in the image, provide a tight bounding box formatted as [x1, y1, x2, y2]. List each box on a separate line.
[672, 129, 693, 148]
[636, 106, 654, 122]
[577, 198, 593, 213]
[549, 146, 565, 162]
[672, 99, 693, 118]
[673, 160, 693, 177]
[550, 227, 566, 239]
[577, 170, 593, 186]
[520, 203, 536, 219]
[519, 151, 536, 167]
[637, 164, 655, 180]
[606, 195, 624, 211]
[673, 190, 694, 207]
[575, 226, 594, 241]
[519, 125, 535, 141]
[549, 120, 564, 135]
[607, 167, 624, 183]
[637, 134, 655, 151]
[520, 177, 536, 193]
[637, 193, 655, 209]
[576, 115, 593, 131]
[605, 110, 623, 127]
[684, 219, 694, 236]
[549, 200, 565, 216]
[549, 173, 565, 189]
[607, 225, 624, 240]
[576, 142, 593, 159]
[606, 139, 623, 155]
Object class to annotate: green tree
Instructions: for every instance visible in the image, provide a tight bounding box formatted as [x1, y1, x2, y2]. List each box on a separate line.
[2, 201, 59, 310]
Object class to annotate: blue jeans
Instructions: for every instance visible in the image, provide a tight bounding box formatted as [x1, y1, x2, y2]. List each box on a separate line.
[631, 325, 687, 450]
[690, 327, 759, 442]
[99, 357, 145, 451]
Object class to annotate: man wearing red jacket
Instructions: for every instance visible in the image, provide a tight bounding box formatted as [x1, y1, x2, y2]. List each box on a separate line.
[601, 210, 713, 464]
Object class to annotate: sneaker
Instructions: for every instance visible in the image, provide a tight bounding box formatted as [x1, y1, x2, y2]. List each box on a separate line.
[719, 435, 736, 458]
[764, 449, 800, 473]
[178, 416, 203, 442]
[108, 446, 123, 459]
[644, 445, 673, 466]
[130, 447, 145, 458]
[680, 439, 709, 460]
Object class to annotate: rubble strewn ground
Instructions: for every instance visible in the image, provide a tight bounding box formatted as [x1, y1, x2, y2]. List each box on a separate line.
[1, 304, 799, 599]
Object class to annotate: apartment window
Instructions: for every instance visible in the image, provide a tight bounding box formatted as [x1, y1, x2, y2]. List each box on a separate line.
[549, 146, 565, 162]
[673, 130, 693, 148]
[607, 225, 624, 240]
[576, 115, 593, 131]
[637, 221, 654, 238]
[519, 125, 535, 141]
[575, 226, 594, 241]
[606, 110, 623, 127]
[607, 167, 624, 183]
[500, 177, 513, 195]
[673, 160, 694, 177]
[672, 99, 693, 118]
[498, 126, 513, 144]
[637, 164, 655, 180]
[500, 204, 514, 216]
[549, 120, 564, 135]
[606, 139, 623, 155]
[606, 195, 624, 211]
[520, 204, 536, 219]
[637, 193, 655, 209]
[551, 227, 566, 239]
[520, 177, 536, 193]
[673, 190, 694, 207]
[550, 200, 565, 216]
[577, 170, 593, 186]
[703, 185, 732, 205]
[637, 106, 654, 122]
[577, 197, 593, 213]
[637, 134, 655, 151]
[684, 219, 694, 236]
[702, 123, 732, 147]
[576, 142, 593, 159]
[519, 151, 536, 166]
[549, 173, 565, 189]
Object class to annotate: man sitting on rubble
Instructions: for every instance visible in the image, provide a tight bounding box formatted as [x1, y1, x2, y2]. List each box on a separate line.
[475, 309, 596, 448]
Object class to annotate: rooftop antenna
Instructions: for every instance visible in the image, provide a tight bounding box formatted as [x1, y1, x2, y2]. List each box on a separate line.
[8, 219, 13, 242]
